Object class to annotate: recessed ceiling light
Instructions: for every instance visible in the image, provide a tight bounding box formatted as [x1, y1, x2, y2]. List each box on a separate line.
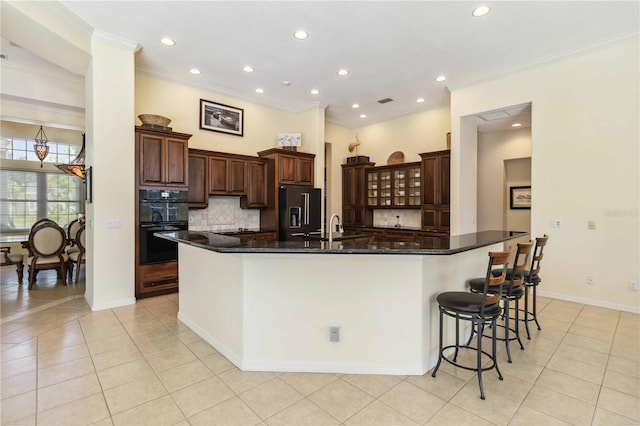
[255, 88, 264, 94]
[435, 75, 446, 82]
[511, 122, 522, 127]
[337, 69, 349, 76]
[243, 65, 254, 73]
[472, 6, 490, 17]
[283, 81, 291, 86]
[352, 103, 360, 109]
[310, 89, 319, 95]
[190, 68, 201, 75]
[360, 114, 367, 119]
[294, 30, 309, 40]
[416, 98, 425, 103]
[160, 37, 175, 46]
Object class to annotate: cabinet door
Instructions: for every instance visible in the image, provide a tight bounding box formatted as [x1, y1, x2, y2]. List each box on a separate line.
[188, 154, 208, 207]
[245, 160, 267, 208]
[407, 166, 421, 206]
[165, 138, 188, 187]
[228, 159, 246, 193]
[297, 157, 314, 186]
[279, 155, 297, 184]
[209, 157, 227, 193]
[384, 230, 416, 242]
[139, 133, 164, 186]
[439, 154, 450, 205]
[366, 171, 379, 207]
[422, 156, 438, 205]
[393, 169, 407, 206]
[379, 170, 392, 207]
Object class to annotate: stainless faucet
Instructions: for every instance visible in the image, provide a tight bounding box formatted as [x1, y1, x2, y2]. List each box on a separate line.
[328, 213, 344, 246]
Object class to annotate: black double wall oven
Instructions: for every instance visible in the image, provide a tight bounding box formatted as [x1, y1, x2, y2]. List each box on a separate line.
[139, 190, 188, 265]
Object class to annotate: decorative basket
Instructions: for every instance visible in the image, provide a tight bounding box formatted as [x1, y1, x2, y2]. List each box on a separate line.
[138, 114, 171, 127]
[387, 151, 405, 165]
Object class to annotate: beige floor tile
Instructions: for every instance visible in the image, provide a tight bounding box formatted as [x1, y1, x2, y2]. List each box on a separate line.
[344, 400, 417, 425]
[378, 380, 446, 424]
[611, 342, 640, 361]
[592, 407, 640, 425]
[522, 384, 595, 425]
[89, 416, 115, 426]
[240, 377, 303, 419]
[424, 402, 494, 425]
[619, 314, 640, 329]
[309, 379, 374, 423]
[574, 313, 619, 333]
[508, 405, 572, 425]
[172, 324, 201, 345]
[37, 393, 110, 426]
[555, 342, 609, 368]
[528, 317, 572, 341]
[597, 387, 640, 421]
[145, 344, 197, 372]
[535, 368, 600, 404]
[218, 369, 277, 394]
[538, 307, 580, 324]
[569, 323, 616, 342]
[265, 398, 339, 426]
[37, 355, 95, 388]
[607, 355, 640, 379]
[37, 372, 102, 413]
[562, 332, 612, 354]
[546, 354, 605, 386]
[187, 339, 219, 358]
[37, 330, 86, 354]
[492, 352, 543, 383]
[603, 369, 640, 397]
[111, 394, 186, 426]
[615, 326, 640, 344]
[171, 375, 235, 418]
[201, 352, 236, 374]
[2, 414, 36, 426]
[278, 372, 339, 396]
[1, 339, 37, 362]
[103, 375, 168, 415]
[157, 358, 214, 392]
[91, 344, 143, 371]
[81, 323, 127, 343]
[342, 373, 406, 398]
[449, 379, 520, 424]
[408, 370, 467, 401]
[1, 370, 36, 399]
[38, 343, 90, 369]
[96, 358, 156, 390]
[189, 396, 263, 426]
[87, 333, 137, 356]
[1, 355, 37, 379]
[0, 390, 36, 424]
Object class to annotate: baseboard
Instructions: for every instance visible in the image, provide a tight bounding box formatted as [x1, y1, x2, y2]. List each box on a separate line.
[539, 291, 640, 314]
[89, 296, 136, 311]
[177, 311, 243, 368]
[240, 360, 425, 376]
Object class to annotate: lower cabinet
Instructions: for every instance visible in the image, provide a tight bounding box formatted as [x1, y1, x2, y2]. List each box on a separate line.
[351, 227, 449, 245]
[383, 230, 417, 242]
[136, 262, 178, 298]
[232, 231, 277, 242]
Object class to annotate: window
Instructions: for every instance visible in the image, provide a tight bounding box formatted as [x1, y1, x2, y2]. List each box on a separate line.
[0, 137, 80, 164]
[0, 170, 83, 233]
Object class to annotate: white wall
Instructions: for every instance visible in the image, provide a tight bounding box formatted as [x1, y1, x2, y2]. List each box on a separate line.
[451, 38, 640, 311]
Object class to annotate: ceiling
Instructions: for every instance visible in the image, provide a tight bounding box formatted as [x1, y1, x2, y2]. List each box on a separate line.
[8, 2, 640, 129]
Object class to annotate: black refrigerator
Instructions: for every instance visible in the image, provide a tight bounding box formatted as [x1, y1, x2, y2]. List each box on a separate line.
[279, 186, 322, 240]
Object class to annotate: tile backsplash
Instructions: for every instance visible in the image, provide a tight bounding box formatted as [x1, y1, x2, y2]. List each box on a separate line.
[373, 209, 421, 228]
[189, 196, 260, 231]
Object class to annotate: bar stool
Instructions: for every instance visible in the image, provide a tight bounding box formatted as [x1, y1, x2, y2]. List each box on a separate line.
[432, 250, 510, 400]
[521, 235, 548, 339]
[467, 241, 533, 363]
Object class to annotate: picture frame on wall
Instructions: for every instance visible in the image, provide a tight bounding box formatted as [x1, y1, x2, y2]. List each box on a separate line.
[200, 99, 244, 137]
[510, 185, 531, 209]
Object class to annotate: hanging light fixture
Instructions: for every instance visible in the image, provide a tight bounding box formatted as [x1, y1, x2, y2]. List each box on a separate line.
[55, 133, 86, 180]
[34, 125, 49, 168]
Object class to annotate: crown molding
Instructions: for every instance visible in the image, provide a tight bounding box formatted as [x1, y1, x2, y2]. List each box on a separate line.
[92, 30, 140, 53]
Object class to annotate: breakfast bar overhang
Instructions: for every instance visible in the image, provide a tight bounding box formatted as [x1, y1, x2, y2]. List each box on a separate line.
[157, 230, 526, 375]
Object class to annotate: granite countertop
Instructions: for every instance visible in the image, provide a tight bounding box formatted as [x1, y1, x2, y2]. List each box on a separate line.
[155, 230, 528, 255]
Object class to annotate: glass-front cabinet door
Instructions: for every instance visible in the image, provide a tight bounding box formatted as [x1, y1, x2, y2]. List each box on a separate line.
[393, 169, 406, 206]
[407, 166, 421, 206]
[379, 170, 392, 206]
[366, 171, 378, 206]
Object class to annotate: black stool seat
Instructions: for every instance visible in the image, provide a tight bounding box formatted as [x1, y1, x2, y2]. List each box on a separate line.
[436, 292, 502, 316]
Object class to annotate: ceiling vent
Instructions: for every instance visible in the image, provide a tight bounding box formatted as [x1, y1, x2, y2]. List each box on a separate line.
[377, 97, 394, 104]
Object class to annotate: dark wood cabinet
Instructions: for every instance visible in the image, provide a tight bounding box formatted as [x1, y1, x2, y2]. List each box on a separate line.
[366, 162, 420, 208]
[136, 127, 189, 189]
[209, 156, 245, 195]
[242, 160, 268, 208]
[188, 153, 208, 208]
[342, 161, 374, 227]
[231, 231, 277, 242]
[420, 150, 450, 232]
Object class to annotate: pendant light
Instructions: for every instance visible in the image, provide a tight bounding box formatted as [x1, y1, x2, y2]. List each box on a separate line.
[55, 133, 86, 180]
[34, 125, 49, 168]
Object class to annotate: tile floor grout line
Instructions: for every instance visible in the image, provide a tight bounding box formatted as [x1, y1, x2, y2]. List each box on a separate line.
[1, 294, 85, 325]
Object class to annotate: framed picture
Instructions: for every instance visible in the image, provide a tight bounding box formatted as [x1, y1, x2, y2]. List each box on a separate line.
[510, 185, 531, 209]
[85, 166, 93, 203]
[200, 99, 244, 137]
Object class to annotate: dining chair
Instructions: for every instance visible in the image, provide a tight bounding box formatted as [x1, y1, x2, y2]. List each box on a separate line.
[1, 246, 24, 283]
[66, 217, 84, 255]
[67, 224, 86, 284]
[26, 221, 68, 290]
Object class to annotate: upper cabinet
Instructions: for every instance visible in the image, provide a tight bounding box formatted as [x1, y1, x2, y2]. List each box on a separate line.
[366, 162, 421, 208]
[259, 148, 315, 187]
[342, 161, 374, 227]
[242, 159, 268, 208]
[209, 155, 245, 195]
[187, 153, 208, 208]
[136, 126, 190, 189]
[420, 150, 450, 232]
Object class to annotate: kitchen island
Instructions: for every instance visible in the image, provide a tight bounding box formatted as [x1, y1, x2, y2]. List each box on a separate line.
[157, 230, 526, 375]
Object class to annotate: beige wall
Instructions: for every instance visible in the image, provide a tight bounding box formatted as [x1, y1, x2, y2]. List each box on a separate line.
[451, 38, 639, 311]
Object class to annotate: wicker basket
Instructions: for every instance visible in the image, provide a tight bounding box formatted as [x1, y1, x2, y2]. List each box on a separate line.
[387, 151, 405, 165]
[138, 114, 171, 127]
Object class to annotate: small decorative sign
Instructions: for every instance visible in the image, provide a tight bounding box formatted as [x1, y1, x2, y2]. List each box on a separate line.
[277, 133, 301, 147]
[200, 99, 244, 137]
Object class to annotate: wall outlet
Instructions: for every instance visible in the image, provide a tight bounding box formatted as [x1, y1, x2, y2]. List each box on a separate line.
[630, 282, 638, 291]
[587, 276, 595, 285]
[106, 219, 121, 229]
[551, 219, 561, 228]
[588, 220, 596, 230]
[329, 326, 340, 342]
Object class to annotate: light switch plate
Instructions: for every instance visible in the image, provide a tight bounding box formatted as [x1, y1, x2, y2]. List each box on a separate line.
[551, 219, 561, 228]
[106, 219, 121, 229]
